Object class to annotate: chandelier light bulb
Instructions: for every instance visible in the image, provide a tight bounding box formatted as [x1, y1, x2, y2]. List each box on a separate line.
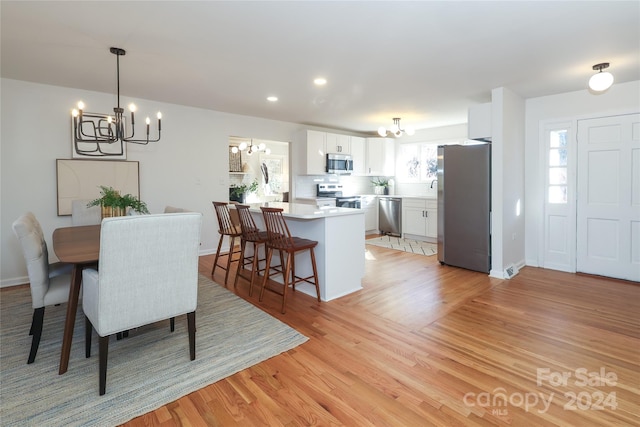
[77, 101, 85, 110]
[258, 143, 266, 151]
[239, 142, 247, 151]
[378, 127, 387, 137]
[231, 146, 238, 154]
[265, 148, 271, 155]
[71, 109, 79, 117]
[145, 117, 151, 125]
[128, 103, 137, 112]
[157, 112, 162, 120]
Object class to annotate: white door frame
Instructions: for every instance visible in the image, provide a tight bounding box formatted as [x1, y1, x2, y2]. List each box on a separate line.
[538, 110, 639, 278]
[538, 120, 576, 273]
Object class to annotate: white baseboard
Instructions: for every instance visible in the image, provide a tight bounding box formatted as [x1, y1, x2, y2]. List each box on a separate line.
[1, 276, 28, 289]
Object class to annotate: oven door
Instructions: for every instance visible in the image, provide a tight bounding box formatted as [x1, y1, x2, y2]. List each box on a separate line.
[336, 197, 361, 209]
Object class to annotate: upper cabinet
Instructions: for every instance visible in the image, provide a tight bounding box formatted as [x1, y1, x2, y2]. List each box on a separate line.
[365, 137, 395, 176]
[326, 133, 350, 154]
[468, 102, 492, 142]
[297, 130, 369, 175]
[295, 130, 327, 175]
[350, 136, 366, 176]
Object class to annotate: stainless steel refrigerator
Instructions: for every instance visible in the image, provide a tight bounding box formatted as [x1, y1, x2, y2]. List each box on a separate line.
[437, 144, 491, 273]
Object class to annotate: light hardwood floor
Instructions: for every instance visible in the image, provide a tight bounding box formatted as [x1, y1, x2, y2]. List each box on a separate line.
[123, 243, 639, 426]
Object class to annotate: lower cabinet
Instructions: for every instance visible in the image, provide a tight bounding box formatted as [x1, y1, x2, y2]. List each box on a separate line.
[361, 195, 378, 233]
[402, 198, 437, 239]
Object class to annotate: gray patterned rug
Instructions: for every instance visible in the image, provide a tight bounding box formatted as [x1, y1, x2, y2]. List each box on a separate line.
[366, 236, 437, 256]
[0, 274, 307, 426]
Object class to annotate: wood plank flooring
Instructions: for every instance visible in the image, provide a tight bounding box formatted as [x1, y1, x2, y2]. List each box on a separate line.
[122, 243, 639, 426]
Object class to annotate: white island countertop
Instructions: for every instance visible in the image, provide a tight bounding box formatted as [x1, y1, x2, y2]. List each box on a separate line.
[247, 202, 363, 219]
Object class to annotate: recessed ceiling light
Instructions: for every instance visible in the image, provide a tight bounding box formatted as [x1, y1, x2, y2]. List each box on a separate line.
[314, 78, 327, 86]
[267, 96, 278, 102]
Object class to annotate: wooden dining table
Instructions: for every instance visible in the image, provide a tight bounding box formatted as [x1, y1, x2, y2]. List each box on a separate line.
[51, 224, 101, 374]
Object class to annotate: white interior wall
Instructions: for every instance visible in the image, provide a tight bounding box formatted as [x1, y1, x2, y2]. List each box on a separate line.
[524, 80, 640, 268]
[0, 78, 301, 286]
[491, 87, 526, 278]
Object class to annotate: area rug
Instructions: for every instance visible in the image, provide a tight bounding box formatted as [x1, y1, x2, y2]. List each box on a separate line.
[366, 236, 437, 256]
[0, 274, 308, 426]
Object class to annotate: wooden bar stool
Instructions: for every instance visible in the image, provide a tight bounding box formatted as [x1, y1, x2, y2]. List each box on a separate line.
[211, 201, 242, 286]
[233, 204, 269, 296]
[260, 207, 320, 314]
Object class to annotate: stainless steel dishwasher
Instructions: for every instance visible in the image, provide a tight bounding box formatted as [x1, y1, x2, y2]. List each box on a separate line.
[378, 197, 402, 236]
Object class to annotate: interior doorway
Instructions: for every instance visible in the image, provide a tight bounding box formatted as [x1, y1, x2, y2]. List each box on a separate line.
[228, 136, 290, 203]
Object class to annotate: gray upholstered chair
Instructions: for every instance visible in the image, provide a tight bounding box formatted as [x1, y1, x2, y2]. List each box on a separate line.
[82, 213, 202, 395]
[12, 212, 73, 364]
[71, 200, 102, 226]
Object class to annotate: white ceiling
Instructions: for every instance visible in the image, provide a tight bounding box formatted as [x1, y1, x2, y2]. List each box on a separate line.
[2, 1, 638, 134]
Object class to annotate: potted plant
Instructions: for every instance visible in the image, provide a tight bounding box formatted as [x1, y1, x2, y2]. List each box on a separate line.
[371, 178, 390, 195]
[87, 185, 150, 218]
[229, 179, 259, 203]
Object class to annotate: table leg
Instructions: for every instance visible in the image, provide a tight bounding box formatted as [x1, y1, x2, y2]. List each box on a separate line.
[59, 264, 83, 375]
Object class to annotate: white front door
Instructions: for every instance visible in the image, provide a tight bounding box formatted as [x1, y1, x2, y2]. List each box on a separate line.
[576, 113, 640, 281]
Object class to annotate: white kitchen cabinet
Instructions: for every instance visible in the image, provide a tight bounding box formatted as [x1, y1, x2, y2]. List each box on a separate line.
[326, 132, 350, 154]
[402, 198, 437, 240]
[365, 137, 394, 176]
[468, 102, 492, 142]
[296, 130, 371, 176]
[361, 195, 378, 232]
[350, 136, 366, 176]
[297, 130, 326, 175]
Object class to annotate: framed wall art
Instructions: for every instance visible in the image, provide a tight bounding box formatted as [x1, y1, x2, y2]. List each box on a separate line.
[56, 159, 139, 215]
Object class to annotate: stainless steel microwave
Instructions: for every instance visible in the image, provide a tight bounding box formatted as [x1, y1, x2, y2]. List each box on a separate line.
[326, 153, 353, 174]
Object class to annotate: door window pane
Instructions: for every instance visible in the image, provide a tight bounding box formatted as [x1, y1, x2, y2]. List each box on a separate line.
[549, 167, 567, 185]
[550, 130, 567, 148]
[549, 148, 568, 166]
[548, 128, 569, 204]
[549, 186, 568, 203]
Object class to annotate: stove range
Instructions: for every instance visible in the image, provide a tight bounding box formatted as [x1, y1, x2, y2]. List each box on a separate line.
[317, 183, 361, 209]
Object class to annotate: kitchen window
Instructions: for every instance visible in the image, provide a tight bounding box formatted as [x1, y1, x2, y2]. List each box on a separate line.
[396, 143, 439, 183]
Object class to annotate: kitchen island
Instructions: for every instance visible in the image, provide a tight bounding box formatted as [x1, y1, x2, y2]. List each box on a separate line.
[246, 202, 365, 301]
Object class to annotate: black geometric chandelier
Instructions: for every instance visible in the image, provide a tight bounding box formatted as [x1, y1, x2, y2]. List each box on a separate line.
[71, 47, 161, 156]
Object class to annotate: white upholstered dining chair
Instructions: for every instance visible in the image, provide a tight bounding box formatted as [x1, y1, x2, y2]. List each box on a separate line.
[164, 205, 189, 213]
[12, 212, 73, 364]
[82, 213, 202, 395]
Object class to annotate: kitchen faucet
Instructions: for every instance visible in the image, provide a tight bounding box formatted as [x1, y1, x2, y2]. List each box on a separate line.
[430, 179, 438, 189]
